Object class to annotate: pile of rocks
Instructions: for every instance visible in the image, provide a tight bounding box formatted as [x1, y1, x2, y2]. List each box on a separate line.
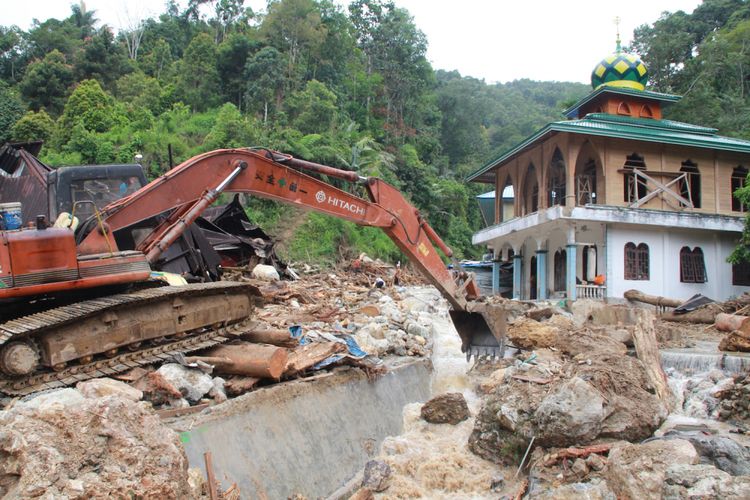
[469, 319, 668, 464]
[715, 371, 750, 424]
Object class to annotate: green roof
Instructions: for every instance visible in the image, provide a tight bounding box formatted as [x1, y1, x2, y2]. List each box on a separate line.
[564, 86, 681, 119]
[467, 113, 750, 183]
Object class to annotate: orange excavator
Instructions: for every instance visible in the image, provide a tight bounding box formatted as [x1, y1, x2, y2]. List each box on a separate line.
[0, 148, 505, 396]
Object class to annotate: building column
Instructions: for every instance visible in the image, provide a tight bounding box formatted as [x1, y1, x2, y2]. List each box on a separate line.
[536, 249, 548, 300]
[566, 226, 577, 300]
[492, 250, 501, 295]
[512, 254, 523, 300]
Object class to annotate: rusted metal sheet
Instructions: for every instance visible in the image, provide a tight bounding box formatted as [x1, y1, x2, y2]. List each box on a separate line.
[0, 143, 51, 225]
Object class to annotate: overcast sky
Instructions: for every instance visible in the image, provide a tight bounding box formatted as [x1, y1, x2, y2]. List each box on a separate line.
[3, 0, 702, 84]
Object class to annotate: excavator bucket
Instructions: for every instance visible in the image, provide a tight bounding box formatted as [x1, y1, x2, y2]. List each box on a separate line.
[450, 303, 507, 361]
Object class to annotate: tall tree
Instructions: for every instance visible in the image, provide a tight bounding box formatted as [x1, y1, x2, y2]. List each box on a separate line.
[19, 49, 74, 115]
[69, 2, 98, 39]
[0, 81, 23, 143]
[244, 46, 288, 123]
[260, 0, 327, 90]
[217, 33, 260, 109]
[0, 26, 28, 83]
[74, 27, 131, 89]
[11, 109, 55, 143]
[349, 0, 430, 135]
[177, 33, 221, 111]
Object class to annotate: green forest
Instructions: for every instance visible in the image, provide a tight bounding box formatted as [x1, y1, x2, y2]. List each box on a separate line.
[1, 0, 749, 265]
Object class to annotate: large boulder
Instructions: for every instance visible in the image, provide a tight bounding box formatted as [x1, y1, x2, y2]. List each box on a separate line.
[661, 432, 750, 476]
[664, 463, 750, 499]
[605, 439, 698, 499]
[0, 390, 190, 499]
[533, 377, 606, 447]
[420, 393, 470, 425]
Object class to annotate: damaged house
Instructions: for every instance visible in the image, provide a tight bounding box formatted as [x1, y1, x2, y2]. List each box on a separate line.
[468, 40, 750, 302]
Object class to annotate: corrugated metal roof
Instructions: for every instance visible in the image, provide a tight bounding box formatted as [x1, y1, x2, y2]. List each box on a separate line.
[467, 114, 750, 183]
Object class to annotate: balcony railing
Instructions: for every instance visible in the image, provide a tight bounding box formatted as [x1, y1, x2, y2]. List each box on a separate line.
[576, 284, 606, 300]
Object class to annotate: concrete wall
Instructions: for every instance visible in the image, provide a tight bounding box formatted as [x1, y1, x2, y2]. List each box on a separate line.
[606, 225, 747, 300]
[169, 359, 432, 499]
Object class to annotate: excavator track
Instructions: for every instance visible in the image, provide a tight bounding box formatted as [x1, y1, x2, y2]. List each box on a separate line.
[0, 327, 238, 396]
[0, 281, 262, 396]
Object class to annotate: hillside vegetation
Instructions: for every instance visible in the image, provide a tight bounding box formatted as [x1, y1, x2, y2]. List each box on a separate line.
[2, 0, 747, 264]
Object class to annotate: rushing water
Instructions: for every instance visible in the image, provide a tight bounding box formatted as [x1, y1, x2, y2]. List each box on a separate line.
[375, 287, 508, 499]
[661, 341, 750, 374]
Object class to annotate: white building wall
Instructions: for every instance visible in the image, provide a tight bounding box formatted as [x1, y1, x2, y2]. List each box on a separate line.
[607, 225, 747, 301]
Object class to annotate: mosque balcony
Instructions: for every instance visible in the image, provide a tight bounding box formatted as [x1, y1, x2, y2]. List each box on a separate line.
[472, 204, 744, 246]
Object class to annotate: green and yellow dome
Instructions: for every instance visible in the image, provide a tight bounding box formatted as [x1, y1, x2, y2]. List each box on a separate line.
[591, 42, 648, 91]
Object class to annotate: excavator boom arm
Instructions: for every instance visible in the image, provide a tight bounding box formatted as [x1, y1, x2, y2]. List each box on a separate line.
[79, 148, 480, 310]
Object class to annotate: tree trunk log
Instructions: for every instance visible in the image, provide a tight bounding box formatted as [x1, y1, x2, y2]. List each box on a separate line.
[192, 343, 288, 378]
[715, 313, 750, 332]
[239, 328, 298, 348]
[624, 289, 682, 308]
[660, 305, 721, 324]
[632, 310, 674, 411]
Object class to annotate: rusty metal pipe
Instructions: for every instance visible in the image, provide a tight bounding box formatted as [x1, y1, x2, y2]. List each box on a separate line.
[421, 218, 453, 258]
[145, 160, 247, 263]
[285, 157, 365, 184]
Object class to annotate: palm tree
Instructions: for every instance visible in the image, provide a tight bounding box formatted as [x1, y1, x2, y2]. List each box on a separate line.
[70, 2, 98, 39]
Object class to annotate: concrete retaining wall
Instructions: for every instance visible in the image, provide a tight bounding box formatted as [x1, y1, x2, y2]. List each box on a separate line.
[169, 358, 432, 499]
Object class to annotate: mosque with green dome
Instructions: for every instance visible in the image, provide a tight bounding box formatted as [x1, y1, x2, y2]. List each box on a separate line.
[467, 39, 750, 303]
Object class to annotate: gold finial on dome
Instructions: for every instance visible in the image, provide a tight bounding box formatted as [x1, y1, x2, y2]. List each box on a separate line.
[614, 16, 622, 52]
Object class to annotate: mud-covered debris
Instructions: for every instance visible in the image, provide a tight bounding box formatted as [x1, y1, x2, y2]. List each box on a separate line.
[362, 459, 392, 492]
[719, 327, 750, 352]
[132, 370, 183, 406]
[420, 392, 470, 424]
[157, 363, 214, 403]
[350, 487, 374, 500]
[0, 390, 190, 499]
[507, 318, 559, 349]
[76, 377, 143, 401]
[715, 371, 750, 423]
[528, 479, 615, 499]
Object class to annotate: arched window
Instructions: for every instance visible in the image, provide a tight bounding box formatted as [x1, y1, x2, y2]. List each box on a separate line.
[623, 153, 647, 202]
[640, 105, 654, 118]
[679, 160, 701, 208]
[554, 249, 566, 291]
[732, 166, 748, 212]
[576, 159, 597, 205]
[617, 102, 632, 116]
[680, 247, 707, 283]
[548, 149, 566, 207]
[523, 164, 538, 214]
[624, 242, 649, 280]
